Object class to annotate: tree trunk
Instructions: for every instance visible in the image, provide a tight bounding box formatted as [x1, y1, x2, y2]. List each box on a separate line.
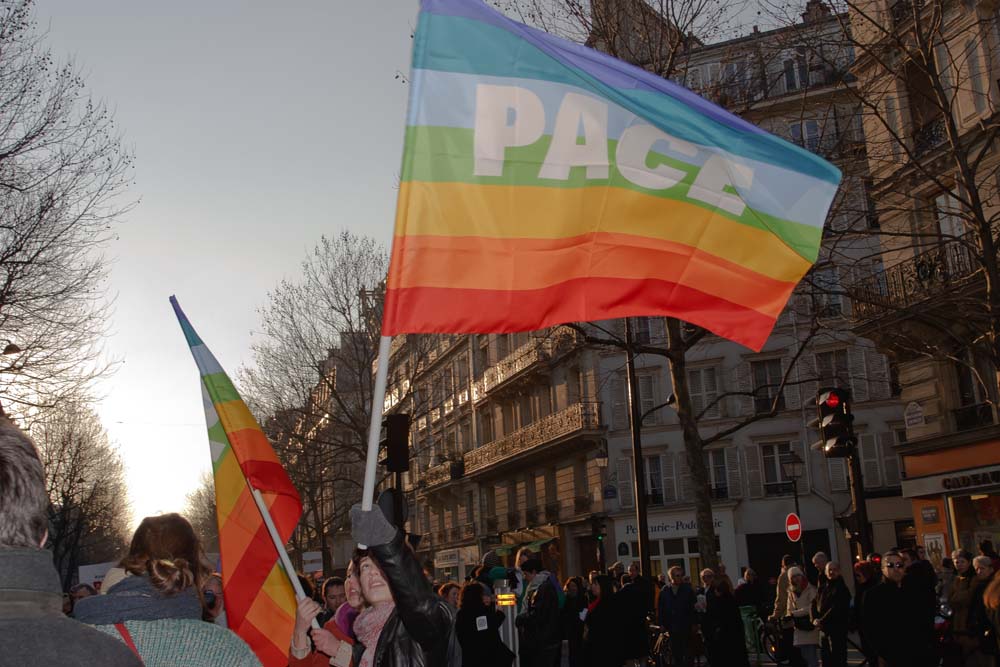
[665, 318, 719, 572]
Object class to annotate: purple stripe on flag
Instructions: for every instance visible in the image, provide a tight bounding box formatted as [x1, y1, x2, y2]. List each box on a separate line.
[420, 0, 768, 138]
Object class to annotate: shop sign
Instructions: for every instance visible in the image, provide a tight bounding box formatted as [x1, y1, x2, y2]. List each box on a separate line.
[603, 485, 617, 499]
[617, 542, 630, 556]
[434, 548, 459, 569]
[902, 464, 1000, 498]
[920, 506, 940, 524]
[942, 470, 1000, 491]
[623, 515, 724, 538]
[302, 551, 323, 574]
[904, 402, 924, 428]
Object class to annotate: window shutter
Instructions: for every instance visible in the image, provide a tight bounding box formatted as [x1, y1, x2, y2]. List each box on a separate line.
[618, 456, 635, 508]
[848, 347, 870, 402]
[661, 452, 677, 503]
[725, 446, 743, 498]
[704, 368, 720, 419]
[688, 369, 705, 417]
[783, 357, 800, 410]
[800, 352, 819, 407]
[866, 349, 891, 401]
[734, 361, 753, 415]
[859, 434, 882, 488]
[677, 453, 693, 502]
[640, 375, 657, 425]
[745, 445, 764, 497]
[879, 432, 901, 487]
[828, 459, 849, 492]
[612, 377, 626, 430]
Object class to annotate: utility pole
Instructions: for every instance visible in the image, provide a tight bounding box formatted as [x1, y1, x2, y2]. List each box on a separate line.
[623, 317, 652, 577]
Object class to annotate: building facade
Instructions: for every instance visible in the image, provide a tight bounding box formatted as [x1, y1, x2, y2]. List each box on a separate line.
[847, 0, 1000, 565]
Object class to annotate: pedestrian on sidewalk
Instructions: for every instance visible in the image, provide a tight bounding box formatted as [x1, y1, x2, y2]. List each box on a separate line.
[812, 562, 850, 667]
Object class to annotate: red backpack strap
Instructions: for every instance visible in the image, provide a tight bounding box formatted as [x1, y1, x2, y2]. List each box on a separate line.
[113, 622, 144, 664]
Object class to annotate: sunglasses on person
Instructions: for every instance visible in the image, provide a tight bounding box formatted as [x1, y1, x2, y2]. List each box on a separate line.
[884, 562, 905, 569]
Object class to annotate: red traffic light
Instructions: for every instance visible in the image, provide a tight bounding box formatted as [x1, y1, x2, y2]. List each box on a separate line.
[825, 393, 841, 409]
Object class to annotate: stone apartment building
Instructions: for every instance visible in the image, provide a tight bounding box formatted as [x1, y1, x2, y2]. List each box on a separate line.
[847, 0, 1000, 563]
[387, 329, 610, 580]
[593, 1, 913, 584]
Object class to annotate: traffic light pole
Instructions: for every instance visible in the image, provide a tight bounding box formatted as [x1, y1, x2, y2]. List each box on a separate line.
[624, 318, 653, 578]
[847, 451, 873, 558]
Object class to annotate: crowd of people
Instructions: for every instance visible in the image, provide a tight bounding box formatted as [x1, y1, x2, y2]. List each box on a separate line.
[7, 409, 1000, 667]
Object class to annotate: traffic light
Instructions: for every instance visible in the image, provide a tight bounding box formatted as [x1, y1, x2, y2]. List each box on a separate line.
[814, 387, 855, 457]
[381, 413, 410, 473]
[590, 515, 607, 542]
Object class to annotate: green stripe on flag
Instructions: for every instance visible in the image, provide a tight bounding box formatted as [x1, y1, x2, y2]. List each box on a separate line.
[401, 125, 822, 261]
[201, 372, 243, 405]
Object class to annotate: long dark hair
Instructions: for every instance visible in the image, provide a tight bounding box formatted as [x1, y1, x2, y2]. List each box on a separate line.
[592, 575, 616, 610]
[120, 513, 210, 596]
[459, 581, 487, 614]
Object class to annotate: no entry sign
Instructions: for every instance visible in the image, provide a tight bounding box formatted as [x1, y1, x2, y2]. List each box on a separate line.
[785, 513, 802, 542]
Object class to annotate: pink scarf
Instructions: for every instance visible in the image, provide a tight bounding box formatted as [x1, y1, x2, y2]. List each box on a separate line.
[354, 602, 395, 667]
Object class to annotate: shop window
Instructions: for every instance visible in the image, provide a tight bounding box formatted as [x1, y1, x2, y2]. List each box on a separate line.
[950, 493, 1000, 554]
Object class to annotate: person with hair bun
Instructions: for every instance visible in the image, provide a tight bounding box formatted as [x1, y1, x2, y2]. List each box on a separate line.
[74, 513, 260, 666]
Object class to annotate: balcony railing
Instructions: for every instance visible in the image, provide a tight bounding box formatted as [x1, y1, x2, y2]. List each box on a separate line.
[461, 523, 476, 540]
[574, 495, 592, 514]
[891, 0, 924, 26]
[913, 118, 946, 158]
[464, 402, 603, 475]
[545, 501, 562, 522]
[525, 507, 540, 526]
[953, 403, 996, 431]
[505, 511, 522, 531]
[850, 230, 983, 321]
[424, 462, 451, 488]
[471, 327, 583, 402]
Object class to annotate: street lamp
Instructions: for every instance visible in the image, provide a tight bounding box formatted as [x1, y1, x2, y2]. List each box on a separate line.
[780, 451, 808, 566]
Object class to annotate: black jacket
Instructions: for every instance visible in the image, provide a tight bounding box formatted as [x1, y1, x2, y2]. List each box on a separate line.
[703, 590, 750, 667]
[515, 578, 561, 667]
[0, 548, 143, 667]
[365, 531, 461, 667]
[812, 576, 851, 635]
[616, 577, 653, 660]
[455, 607, 513, 667]
[583, 599, 619, 667]
[658, 582, 696, 632]
[862, 581, 916, 666]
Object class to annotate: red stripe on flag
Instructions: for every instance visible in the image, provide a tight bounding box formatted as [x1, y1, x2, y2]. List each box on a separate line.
[383, 277, 777, 350]
[233, 611, 290, 667]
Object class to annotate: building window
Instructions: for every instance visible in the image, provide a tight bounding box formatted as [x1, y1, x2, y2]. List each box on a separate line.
[752, 359, 785, 413]
[631, 317, 652, 344]
[815, 349, 849, 388]
[813, 268, 843, 317]
[688, 366, 720, 419]
[760, 442, 795, 496]
[703, 449, 728, 499]
[967, 40, 987, 115]
[646, 455, 664, 506]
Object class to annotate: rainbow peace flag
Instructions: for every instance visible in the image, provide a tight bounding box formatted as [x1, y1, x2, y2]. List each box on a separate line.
[382, 0, 841, 350]
[171, 297, 302, 667]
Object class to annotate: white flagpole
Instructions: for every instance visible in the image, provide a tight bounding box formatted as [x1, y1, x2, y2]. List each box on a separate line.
[361, 335, 393, 513]
[250, 487, 320, 630]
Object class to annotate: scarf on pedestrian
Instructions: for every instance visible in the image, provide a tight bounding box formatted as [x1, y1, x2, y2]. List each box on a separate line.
[72, 573, 202, 625]
[334, 601, 361, 640]
[355, 601, 395, 667]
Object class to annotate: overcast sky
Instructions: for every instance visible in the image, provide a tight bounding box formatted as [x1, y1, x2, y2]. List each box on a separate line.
[32, 1, 417, 526]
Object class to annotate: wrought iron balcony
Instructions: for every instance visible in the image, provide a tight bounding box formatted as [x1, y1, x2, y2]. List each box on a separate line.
[505, 511, 522, 531]
[953, 403, 996, 431]
[544, 501, 562, 522]
[574, 495, 593, 514]
[525, 507, 540, 526]
[890, 0, 924, 27]
[913, 118, 946, 158]
[422, 458, 465, 490]
[461, 523, 476, 540]
[471, 327, 583, 402]
[464, 402, 603, 475]
[849, 230, 982, 322]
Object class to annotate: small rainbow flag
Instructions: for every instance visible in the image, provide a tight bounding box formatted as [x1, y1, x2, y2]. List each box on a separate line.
[382, 0, 842, 351]
[171, 296, 302, 667]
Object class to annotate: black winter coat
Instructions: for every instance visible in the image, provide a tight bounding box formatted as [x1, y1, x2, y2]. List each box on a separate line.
[456, 607, 514, 667]
[812, 576, 851, 635]
[863, 581, 917, 667]
[583, 600, 620, 667]
[363, 531, 461, 667]
[516, 579, 561, 667]
[702, 590, 750, 667]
